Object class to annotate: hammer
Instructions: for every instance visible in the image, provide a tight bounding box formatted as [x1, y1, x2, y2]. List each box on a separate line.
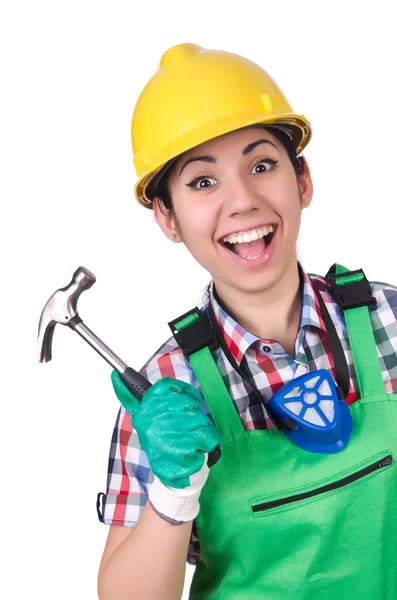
[38, 266, 150, 398]
[38, 266, 221, 465]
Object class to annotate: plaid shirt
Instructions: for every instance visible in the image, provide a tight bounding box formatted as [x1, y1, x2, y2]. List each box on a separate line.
[98, 265, 397, 564]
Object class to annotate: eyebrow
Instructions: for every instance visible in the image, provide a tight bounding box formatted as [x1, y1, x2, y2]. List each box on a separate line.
[178, 139, 279, 176]
[242, 139, 279, 155]
[179, 155, 215, 176]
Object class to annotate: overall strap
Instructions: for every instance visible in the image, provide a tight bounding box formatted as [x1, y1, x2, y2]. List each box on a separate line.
[327, 264, 384, 397]
[168, 309, 244, 436]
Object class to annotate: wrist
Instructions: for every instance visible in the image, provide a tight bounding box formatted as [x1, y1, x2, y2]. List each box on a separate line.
[147, 458, 209, 525]
[147, 476, 201, 524]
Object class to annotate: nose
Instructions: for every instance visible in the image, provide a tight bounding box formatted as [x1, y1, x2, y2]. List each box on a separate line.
[223, 175, 262, 217]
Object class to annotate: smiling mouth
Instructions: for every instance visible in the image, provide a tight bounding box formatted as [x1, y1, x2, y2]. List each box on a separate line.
[220, 226, 276, 259]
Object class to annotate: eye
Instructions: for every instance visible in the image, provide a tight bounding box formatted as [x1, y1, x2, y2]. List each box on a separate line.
[251, 159, 278, 174]
[186, 176, 216, 190]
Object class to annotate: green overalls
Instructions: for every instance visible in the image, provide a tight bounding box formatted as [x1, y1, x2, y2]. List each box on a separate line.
[171, 266, 397, 599]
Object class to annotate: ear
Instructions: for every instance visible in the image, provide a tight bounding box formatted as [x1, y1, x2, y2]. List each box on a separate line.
[298, 158, 313, 209]
[152, 197, 182, 243]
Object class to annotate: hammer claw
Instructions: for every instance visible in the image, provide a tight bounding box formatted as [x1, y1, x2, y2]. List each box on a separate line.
[38, 317, 56, 363]
[37, 267, 96, 362]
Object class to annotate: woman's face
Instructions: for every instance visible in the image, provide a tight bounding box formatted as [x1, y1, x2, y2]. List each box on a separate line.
[153, 127, 313, 297]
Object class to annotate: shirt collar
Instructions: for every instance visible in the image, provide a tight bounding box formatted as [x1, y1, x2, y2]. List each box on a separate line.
[207, 263, 327, 366]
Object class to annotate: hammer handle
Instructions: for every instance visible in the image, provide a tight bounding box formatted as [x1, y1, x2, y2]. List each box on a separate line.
[73, 322, 221, 467]
[73, 322, 151, 399]
[120, 367, 151, 400]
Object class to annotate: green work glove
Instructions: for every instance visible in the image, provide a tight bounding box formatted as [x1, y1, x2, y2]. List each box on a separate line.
[111, 372, 222, 524]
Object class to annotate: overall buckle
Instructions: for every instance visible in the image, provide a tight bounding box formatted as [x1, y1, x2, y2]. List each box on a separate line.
[168, 308, 218, 358]
[328, 269, 377, 312]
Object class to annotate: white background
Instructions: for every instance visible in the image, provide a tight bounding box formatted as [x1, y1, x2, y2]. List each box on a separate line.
[1, 1, 396, 598]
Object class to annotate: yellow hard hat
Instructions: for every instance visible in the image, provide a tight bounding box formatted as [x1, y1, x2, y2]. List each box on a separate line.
[132, 43, 312, 208]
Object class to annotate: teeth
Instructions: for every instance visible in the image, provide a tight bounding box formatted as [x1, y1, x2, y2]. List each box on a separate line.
[223, 225, 274, 245]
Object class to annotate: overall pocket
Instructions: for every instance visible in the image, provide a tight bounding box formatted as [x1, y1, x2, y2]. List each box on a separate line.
[250, 451, 393, 517]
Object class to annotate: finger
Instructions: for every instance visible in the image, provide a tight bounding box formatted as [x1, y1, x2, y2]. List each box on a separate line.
[195, 425, 223, 453]
[151, 378, 203, 405]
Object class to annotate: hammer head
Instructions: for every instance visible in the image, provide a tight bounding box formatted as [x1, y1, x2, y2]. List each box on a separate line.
[38, 266, 96, 363]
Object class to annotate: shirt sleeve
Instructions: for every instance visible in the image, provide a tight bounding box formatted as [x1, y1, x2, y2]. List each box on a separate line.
[98, 403, 152, 527]
[97, 345, 203, 565]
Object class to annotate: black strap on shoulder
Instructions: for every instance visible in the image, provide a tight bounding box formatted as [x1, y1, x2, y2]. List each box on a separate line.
[168, 307, 218, 358]
[310, 280, 351, 400]
[326, 264, 377, 312]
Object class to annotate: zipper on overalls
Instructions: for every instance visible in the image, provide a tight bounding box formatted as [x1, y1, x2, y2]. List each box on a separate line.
[252, 454, 393, 513]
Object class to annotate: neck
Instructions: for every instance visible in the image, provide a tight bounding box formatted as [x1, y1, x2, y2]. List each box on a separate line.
[213, 262, 302, 356]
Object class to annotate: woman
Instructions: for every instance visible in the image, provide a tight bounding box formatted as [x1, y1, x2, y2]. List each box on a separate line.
[97, 44, 397, 599]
